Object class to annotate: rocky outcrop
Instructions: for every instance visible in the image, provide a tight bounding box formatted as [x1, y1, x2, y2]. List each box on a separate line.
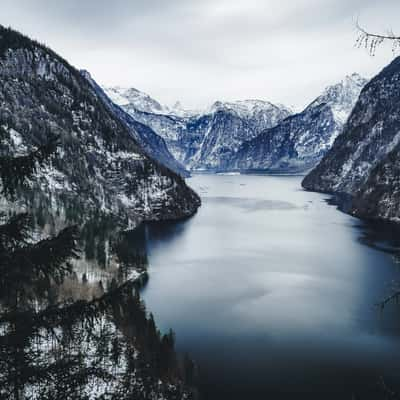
[302, 58, 400, 222]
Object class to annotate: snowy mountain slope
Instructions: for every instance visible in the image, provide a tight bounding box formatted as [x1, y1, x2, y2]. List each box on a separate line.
[183, 100, 291, 170]
[302, 58, 400, 222]
[207, 99, 292, 123]
[0, 25, 200, 228]
[104, 86, 167, 114]
[104, 86, 200, 117]
[306, 73, 367, 124]
[106, 90, 292, 170]
[231, 74, 367, 172]
[84, 72, 189, 177]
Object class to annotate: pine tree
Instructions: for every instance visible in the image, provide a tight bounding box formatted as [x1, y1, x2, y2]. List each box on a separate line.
[0, 135, 82, 399]
[0, 127, 194, 399]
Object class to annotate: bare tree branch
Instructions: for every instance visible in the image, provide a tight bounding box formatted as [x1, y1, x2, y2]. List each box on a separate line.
[356, 20, 400, 56]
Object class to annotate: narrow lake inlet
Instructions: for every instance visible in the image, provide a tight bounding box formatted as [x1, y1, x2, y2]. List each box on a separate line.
[142, 174, 400, 400]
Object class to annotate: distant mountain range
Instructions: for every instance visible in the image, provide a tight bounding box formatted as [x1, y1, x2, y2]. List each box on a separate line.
[104, 74, 366, 173]
[104, 86, 200, 118]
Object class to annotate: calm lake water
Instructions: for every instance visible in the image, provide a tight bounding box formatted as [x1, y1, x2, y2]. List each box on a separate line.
[141, 174, 400, 400]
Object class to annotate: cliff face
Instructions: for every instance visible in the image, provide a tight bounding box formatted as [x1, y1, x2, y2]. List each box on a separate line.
[302, 57, 400, 222]
[231, 103, 339, 172]
[104, 87, 292, 171]
[184, 101, 292, 171]
[83, 71, 189, 178]
[0, 26, 200, 228]
[108, 75, 365, 173]
[232, 74, 367, 172]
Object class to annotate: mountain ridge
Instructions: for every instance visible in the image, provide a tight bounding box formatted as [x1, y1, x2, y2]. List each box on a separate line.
[104, 75, 366, 173]
[0, 25, 200, 229]
[104, 86, 292, 171]
[230, 73, 367, 172]
[302, 57, 400, 223]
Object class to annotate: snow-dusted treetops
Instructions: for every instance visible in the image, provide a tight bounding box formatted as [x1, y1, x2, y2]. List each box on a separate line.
[0, 26, 200, 230]
[0, 25, 199, 400]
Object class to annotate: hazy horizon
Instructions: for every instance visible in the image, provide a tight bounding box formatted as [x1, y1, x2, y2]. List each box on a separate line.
[1, 0, 399, 110]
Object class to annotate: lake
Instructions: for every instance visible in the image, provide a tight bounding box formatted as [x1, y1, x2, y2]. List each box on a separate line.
[141, 174, 400, 400]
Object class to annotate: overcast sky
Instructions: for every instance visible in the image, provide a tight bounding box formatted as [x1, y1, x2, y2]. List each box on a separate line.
[1, 0, 399, 110]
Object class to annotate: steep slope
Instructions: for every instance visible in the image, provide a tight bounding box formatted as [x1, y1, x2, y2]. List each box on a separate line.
[231, 74, 367, 172]
[84, 72, 189, 177]
[186, 100, 292, 171]
[302, 58, 400, 222]
[118, 107, 192, 164]
[0, 26, 200, 228]
[106, 91, 291, 171]
[104, 86, 200, 117]
[103, 86, 167, 114]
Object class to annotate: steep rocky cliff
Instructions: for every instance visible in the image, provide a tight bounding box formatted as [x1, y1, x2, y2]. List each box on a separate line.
[302, 58, 400, 222]
[231, 74, 367, 172]
[0, 26, 200, 228]
[104, 87, 292, 171]
[186, 100, 292, 170]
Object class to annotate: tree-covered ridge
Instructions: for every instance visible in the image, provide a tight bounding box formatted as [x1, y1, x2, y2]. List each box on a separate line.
[0, 25, 198, 398]
[0, 24, 200, 230]
[0, 132, 196, 399]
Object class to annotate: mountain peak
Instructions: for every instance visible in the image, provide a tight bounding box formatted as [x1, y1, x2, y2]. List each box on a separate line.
[208, 99, 291, 120]
[306, 73, 367, 124]
[103, 86, 165, 114]
[302, 57, 400, 222]
[345, 72, 367, 86]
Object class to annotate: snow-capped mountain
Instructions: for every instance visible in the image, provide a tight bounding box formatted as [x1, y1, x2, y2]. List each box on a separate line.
[306, 73, 368, 124]
[105, 91, 292, 171]
[103, 86, 167, 114]
[104, 86, 200, 117]
[0, 26, 200, 228]
[230, 74, 367, 172]
[303, 58, 400, 223]
[207, 99, 292, 121]
[85, 74, 189, 177]
[186, 100, 292, 170]
[104, 75, 365, 174]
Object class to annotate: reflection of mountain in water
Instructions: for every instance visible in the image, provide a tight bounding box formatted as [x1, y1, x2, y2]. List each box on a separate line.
[204, 196, 298, 212]
[357, 220, 400, 256]
[0, 218, 196, 399]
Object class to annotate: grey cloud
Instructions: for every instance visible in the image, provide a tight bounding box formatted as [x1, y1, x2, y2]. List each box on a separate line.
[0, 0, 399, 109]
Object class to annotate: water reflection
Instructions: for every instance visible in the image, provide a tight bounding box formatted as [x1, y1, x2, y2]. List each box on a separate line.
[142, 174, 400, 400]
[204, 196, 298, 211]
[0, 217, 194, 399]
[357, 220, 400, 255]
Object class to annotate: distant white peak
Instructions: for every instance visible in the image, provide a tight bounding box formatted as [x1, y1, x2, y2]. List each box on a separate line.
[346, 72, 368, 87]
[102, 87, 130, 106]
[102, 86, 166, 114]
[306, 73, 367, 124]
[208, 99, 289, 118]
